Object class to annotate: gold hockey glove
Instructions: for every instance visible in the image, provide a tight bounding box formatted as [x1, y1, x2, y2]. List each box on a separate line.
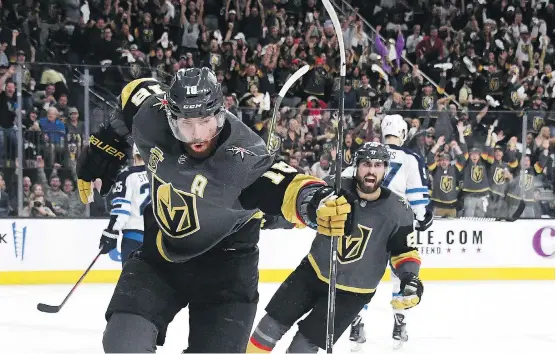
[77, 124, 129, 204]
[306, 186, 354, 237]
[391, 272, 424, 310]
[316, 195, 352, 236]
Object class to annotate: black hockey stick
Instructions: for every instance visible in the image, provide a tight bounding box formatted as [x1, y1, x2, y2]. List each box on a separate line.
[37, 249, 103, 313]
[266, 65, 310, 153]
[322, 0, 346, 352]
[504, 199, 525, 221]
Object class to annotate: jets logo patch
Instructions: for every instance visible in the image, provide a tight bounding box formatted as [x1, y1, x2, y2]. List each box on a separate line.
[226, 146, 255, 160]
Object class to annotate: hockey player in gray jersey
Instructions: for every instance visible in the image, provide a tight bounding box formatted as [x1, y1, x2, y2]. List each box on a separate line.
[76, 67, 352, 353]
[100, 144, 149, 263]
[247, 142, 424, 353]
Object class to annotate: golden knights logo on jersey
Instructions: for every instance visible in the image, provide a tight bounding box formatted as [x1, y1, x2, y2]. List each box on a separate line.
[533, 116, 544, 132]
[440, 175, 454, 193]
[359, 95, 369, 108]
[332, 77, 341, 92]
[142, 28, 154, 42]
[471, 165, 484, 183]
[267, 134, 281, 153]
[130, 63, 142, 78]
[493, 167, 505, 185]
[510, 91, 520, 106]
[152, 174, 200, 238]
[338, 225, 373, 264]
[422, 96, 434, 110]
[343, 149, 352, 166]
[463, 125, 472, 136]
[519, 174, 534, 189]
[401, 73, 412, 86]
[489, 77, 500, 91]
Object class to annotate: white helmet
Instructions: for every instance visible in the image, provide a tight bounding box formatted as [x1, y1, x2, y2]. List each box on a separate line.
[381, 114, 408, 144]
[132, 143, 140, 156]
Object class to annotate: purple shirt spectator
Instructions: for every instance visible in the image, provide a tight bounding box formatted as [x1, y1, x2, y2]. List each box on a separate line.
[375, 29, 405, 74]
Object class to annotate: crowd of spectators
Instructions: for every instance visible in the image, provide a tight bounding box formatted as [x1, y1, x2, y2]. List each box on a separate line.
[0, 0, 554, 219]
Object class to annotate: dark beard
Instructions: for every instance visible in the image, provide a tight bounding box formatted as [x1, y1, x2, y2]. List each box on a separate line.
[356, 174, 382, 194]
[183, 138, 218, 159]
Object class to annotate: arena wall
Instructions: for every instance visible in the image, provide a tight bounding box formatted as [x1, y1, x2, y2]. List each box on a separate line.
[0, 219, 554, 284]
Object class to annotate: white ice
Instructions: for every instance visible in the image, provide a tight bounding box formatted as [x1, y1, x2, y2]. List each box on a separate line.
[1, 281, 555, 354]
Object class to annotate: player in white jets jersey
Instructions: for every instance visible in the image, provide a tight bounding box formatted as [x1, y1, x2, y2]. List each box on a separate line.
[99, 144, 149, 263]
[345, 115, 432, 350]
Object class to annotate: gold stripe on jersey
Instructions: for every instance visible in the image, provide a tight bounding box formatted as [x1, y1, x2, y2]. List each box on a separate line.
[121, 78, 159, 109]
[391, 250, 421, 269]
[431, 197, 458, 204]
[307, 253, 377, 294]
[251, 210, 264, 220]
[508, 159, 519, 169]
[462, 186, 490, 193]
[156, 231, 173, 262]
[481, 152, 494, 164]
[281, 175, 325, 226]
[250, 211, 264, 227]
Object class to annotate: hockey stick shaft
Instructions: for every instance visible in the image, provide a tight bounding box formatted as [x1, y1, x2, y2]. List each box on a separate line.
[37, 248, 103, 313]
[266, 65, 310, 152]
[322, 0, 346, 352]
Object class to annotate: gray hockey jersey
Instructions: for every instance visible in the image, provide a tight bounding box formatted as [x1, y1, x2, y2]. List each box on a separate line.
[130, 93, 325, 262]
[308, 178, 420, 293]
[460, 144, 491, 195]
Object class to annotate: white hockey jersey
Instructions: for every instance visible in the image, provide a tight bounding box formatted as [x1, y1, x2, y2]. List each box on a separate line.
[108, 165, 149, 233]
[342, 144, 429, 220]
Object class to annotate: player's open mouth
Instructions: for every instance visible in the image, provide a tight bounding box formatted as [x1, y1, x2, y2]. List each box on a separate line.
[364, 176, 376, 184]
[191, 142, 207, 151]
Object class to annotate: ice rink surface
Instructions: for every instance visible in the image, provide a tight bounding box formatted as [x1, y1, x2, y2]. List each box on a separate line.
[1, 281, 555, 354]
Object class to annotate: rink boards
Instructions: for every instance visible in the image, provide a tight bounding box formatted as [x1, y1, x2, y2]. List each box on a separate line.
[0, 219, 554, 284]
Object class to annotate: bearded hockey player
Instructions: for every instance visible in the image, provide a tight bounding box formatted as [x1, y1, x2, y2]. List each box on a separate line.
[76, 67, 352, 353]
[344, 114, 431, 350]
[100, 144, 149, 263]
[77, 76, 167, 198]
[247, 142, 424, 353]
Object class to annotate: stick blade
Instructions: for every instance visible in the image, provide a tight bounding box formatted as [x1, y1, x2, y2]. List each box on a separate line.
[277, 64, 310, 98]
[37, 303, 61, 313]
[508, 200, 526, 222]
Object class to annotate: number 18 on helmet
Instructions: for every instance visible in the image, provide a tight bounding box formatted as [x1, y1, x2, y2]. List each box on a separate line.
[166, 67, 226, 144]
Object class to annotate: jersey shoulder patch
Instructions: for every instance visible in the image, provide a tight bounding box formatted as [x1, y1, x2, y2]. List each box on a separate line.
[384, 188, 414, 223]
[224, 112, 268, 156]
